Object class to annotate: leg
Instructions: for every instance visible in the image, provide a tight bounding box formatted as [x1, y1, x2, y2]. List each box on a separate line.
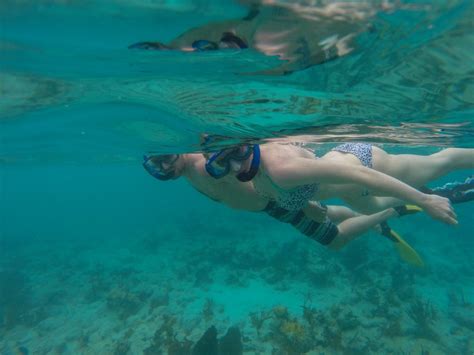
[326, 205, 361, 223]
[342, 193, 405, 214]
[303, 197, 388, 224]
[423, 176, 474, 204]
[373, 147, 474, 187]
[328, 208, 397, 250]
[304, 200, 382, 222]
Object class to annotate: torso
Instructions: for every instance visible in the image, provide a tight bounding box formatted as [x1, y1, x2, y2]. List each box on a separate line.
[252, 143, 319, 210]
[254, 142, 376, 207]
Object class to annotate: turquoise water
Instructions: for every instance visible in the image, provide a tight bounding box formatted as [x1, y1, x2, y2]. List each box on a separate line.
[1, 1, 473, 354]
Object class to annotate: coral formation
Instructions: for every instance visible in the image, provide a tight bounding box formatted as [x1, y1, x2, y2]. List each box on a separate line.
[143, 314, 193, 354]
[106, 286, 148, 320]
[407, 298, 438, 340]
[448, 290, 474, 331]
[202, 298, 215, 323]
[250, 310, 272, 336]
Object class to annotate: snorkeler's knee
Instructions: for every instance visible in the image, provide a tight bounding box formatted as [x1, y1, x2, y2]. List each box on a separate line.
[327, 236, 346, 251]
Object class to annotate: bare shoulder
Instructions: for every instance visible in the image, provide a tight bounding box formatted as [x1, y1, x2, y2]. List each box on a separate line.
[259, 143, 296, 171]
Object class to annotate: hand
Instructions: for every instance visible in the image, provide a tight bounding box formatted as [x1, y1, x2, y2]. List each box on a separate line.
[422, 194, 458, 225]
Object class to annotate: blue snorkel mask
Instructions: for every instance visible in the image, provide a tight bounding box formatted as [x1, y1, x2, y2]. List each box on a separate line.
[192, 39, 219, 51]
[205, 145, 260, 181]
[143, 154, 179, 181]
[192, 33, 247, 52]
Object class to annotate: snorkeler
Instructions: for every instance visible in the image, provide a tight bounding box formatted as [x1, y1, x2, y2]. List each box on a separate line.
[142, 148, 474, 268]
[129, 1, 387, 75]
[203, 143, 473, 225]
[142, 153, 401, 252]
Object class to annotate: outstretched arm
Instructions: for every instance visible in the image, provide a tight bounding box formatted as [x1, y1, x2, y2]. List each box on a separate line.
[272, 158, 457, 225]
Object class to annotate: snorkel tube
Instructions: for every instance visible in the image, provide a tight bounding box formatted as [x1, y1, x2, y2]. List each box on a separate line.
[236, 145, 260, 182]
[205, 145, 260, 181]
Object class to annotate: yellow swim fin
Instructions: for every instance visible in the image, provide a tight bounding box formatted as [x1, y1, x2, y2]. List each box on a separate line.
[380, 222, 424, 267]
[394, 204, 424, 217]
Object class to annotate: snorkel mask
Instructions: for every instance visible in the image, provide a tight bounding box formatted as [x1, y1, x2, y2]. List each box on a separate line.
[192, 39, 219, 51]
[192, 32, 248, 52]
[205, 145, 260, 181]
[143, 154, 179, 181]
[220, 32, 248, 49]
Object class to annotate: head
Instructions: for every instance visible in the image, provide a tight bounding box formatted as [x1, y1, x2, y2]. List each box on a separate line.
[205, 144, 260, 181]
[130, 31, 247, 53]
[143, 154, 185, 181]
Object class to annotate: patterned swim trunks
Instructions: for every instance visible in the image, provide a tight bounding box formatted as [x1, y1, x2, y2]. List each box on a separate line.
[331, 143, 373, 168]
[263, 201, 338, 245]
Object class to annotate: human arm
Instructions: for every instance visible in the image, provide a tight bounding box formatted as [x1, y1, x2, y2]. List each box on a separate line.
[270, 158, 457, 225]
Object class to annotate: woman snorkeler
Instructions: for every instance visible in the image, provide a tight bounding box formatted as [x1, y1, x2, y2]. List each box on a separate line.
[203, 142, 473, 225]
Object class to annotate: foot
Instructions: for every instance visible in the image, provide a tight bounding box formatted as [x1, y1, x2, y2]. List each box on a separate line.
[430, 176, 474, 204]
[379, 221, 398, 242]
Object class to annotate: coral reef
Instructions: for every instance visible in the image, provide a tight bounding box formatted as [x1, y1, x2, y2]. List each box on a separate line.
[268, 306, 313, 353]
[149, 292, 170, 311]
[249, 310, 272, 336]
[143, 314, 193, 354]
[106, 286, 149, 320]
[407, 298, 438, 340]
[382, 316, 404, 337]
[448, 290, 474, 331]
[112, 341, 130, 355]
[202, 298, 215, 323]
[84, 264, 111, 303]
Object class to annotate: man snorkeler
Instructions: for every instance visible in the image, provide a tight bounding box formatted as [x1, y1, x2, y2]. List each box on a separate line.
[142, 147, 471, 266]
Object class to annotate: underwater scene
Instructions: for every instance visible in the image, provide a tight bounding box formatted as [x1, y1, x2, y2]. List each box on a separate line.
[1, 0, 474, 354]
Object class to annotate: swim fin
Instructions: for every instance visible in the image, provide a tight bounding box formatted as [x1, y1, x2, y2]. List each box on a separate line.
[424, 176, 474, 204]
[394, 204, 423, 217]
[380, 222, 424, 267]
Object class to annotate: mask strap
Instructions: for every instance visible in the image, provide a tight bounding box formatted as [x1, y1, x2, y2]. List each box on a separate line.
[236, 145, 260, 182]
